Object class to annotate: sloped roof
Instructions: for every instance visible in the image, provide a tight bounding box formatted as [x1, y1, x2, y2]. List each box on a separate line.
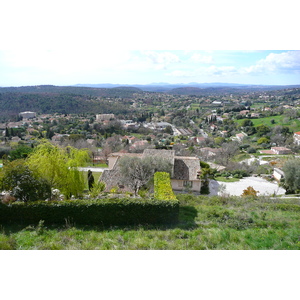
[173, 157, 200, 180]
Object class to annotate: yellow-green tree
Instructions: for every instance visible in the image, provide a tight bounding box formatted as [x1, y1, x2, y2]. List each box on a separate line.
[26, 141, 90, 199]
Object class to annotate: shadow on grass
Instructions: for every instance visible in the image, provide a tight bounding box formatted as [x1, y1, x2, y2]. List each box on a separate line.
[0, 206, 199, 234]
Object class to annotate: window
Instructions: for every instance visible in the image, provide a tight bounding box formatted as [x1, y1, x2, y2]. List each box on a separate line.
[183, 181, 193, 188]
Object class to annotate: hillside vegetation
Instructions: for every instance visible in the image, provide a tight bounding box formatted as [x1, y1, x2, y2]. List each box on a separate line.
[1, 194, 299, 250]
[0, 92, 134, 115]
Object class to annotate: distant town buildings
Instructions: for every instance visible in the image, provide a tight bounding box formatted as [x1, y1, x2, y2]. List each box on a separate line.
[294, 132, 300, 146]
[19, 111, 36, 119]
[96, 114, 115, 122]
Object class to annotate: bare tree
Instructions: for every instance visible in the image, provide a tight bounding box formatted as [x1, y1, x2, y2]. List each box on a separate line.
[118, 156, 172, 195]
[216, 142, 239, 166]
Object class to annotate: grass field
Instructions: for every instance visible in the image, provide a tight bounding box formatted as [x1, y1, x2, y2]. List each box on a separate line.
[81, 171, 102, 190]
[237, 115, 300, 132]
[1, 194, 299, 250]
[215, 177, 240, 182]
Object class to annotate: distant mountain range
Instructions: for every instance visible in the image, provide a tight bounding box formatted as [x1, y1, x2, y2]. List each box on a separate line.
[74, 82, 300, 93]
[1, 83, 299, 97]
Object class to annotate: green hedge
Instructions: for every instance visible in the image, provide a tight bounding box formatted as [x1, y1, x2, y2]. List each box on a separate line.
[154, 172, 177, 201]
[0, 198, 179, 226]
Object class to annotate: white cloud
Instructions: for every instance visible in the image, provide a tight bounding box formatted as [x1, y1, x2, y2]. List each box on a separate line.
[205, 66, 237, 76]
[166, 70, 194, 78]
[243, 51, 300, 74]
[166, 65, 237, 78]
[142, 51, 180, 69]
[190, 53, 214, 64]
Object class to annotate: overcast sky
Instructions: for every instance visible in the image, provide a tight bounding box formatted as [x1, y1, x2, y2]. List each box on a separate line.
[1, 1, 299, 87]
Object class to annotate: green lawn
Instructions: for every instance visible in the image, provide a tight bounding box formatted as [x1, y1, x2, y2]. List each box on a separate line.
[1, 194, 299, 250]
[215, 177, 240, 182]
[237, 115, 300, 132]
[81, 171, 102, 190]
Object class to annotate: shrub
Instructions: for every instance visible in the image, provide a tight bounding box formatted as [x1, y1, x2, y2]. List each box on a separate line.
[241, 186, 258, 197]
[0, 159, 51, 202]
[154, 172, 177, 201]
[0, 198, 179, 226]
[247, 147, 257, 154]
[89, 181, 106, 198]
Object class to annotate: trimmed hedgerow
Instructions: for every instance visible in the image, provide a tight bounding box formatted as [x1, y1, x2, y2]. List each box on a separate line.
[0, 197, 179, 226]
[154, 172, 177, 201]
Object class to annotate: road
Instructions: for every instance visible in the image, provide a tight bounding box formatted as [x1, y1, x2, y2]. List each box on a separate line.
[78, 167, 108, 173]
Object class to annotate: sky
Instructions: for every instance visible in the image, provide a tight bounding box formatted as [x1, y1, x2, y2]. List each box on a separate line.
[1, 1, 299, 87]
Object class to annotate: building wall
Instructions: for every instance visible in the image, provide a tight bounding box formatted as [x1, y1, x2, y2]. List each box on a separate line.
[96, 114, 115, 122]
[20, 111, 36, 119]
[171, 179, 201, 193]
[108, 156, 119, 169]
[273, 168, 284, 181]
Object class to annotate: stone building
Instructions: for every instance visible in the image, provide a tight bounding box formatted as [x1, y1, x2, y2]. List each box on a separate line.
[100, 149, 201, 193]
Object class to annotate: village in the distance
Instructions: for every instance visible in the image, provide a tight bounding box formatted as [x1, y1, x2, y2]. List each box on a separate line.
[1, 84, 300, 196]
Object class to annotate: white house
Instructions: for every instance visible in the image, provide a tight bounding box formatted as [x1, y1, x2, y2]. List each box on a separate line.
[19, 111, 36, 119]
[273, 168, 285, 181]
[293, 132, 300, 146]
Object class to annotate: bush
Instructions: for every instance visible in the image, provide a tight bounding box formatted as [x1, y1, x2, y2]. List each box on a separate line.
[154, 172, 177, 201]
[247, 147, 257, 154]
[0, 159, 51, 202]
[0, 198, 180, 226]
[89, 181, 106, 198]
[241, 186, 258, 197]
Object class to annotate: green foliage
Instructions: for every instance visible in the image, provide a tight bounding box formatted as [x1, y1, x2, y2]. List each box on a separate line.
[282, 158, 300, 193]
[0, 159, 51, 202]
[200, 161, 210, 169]
[257, 137, 270, 145]
[0, 197, 179, 226]
[1, 194, 300, 249]
[154, 172, 177, 201]
[247, 147, 257, 154]
[0, 90, 135, 115]
[8, 145, 33, 161]
[89, 181, 106, 198]
[241, 119, 254, 127]
[119, 156, 172, 195]
[256, 124, 271, 137]
[26, 141, 90, 199]
[200, 162, 215, 194]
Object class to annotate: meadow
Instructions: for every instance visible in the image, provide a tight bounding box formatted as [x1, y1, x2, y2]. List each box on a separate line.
[237, 115, 300, 131]
[1, 194, 299, 250]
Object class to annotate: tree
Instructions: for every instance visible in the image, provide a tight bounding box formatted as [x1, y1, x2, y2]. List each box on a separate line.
[282, 159, 300, 193]
[216, 142, 239, 165]
[200, 161, 215, 194]
[118, 156, 172, 195]
[0, 159, 51, 202]
[8, 145, 33, 161]
[26, 141, 90, 199]
[241, 119, 254, 127]
[256, 124, 271, 137]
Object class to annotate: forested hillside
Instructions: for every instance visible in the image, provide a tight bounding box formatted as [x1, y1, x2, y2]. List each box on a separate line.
[0, 92, 134, 116]
[0, 85, 143, 98]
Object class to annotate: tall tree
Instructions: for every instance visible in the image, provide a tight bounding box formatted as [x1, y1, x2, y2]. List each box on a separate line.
[26, 141, 90, 199]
